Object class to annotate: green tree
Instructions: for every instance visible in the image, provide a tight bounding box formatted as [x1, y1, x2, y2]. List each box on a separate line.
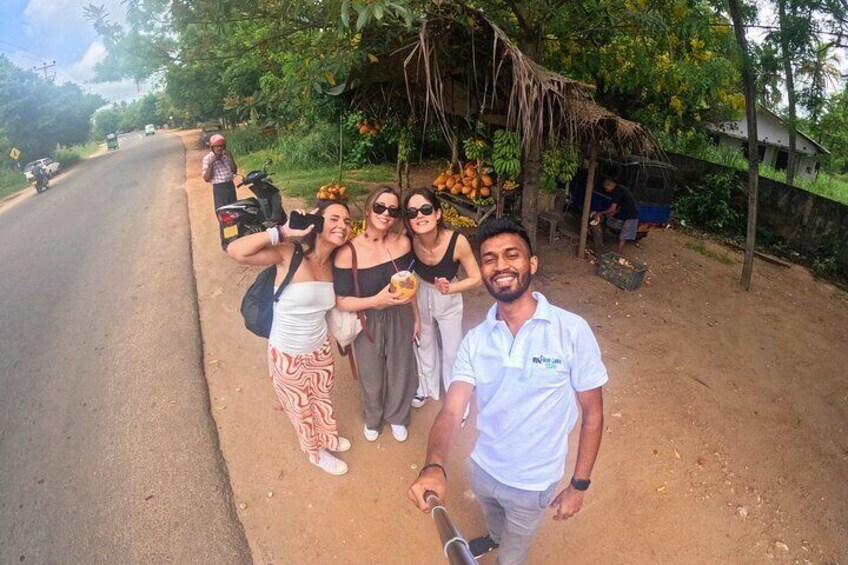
[766, 0, 821, 186]
[798, 40, 843, 137]
[818, 88, 848, 172]
[0, 56, 104, 162]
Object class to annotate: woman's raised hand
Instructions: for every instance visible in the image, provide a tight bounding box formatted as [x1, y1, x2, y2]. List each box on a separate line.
[434, 277, 452, 295]
[280, 208, 319, 239]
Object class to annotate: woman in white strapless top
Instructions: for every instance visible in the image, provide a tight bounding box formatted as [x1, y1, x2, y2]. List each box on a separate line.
[227, 200, 352, 476]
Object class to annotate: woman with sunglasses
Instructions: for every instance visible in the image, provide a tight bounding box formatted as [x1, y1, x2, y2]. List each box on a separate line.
[403, 188, 481, 416]
[334, 186, 420, 443]
[227, 201, 353, 475]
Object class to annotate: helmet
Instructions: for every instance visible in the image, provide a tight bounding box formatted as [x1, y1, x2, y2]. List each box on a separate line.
[209, 134, 226, 146]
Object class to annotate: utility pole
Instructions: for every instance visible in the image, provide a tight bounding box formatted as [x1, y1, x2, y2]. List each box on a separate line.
[33, 61, 56, 82]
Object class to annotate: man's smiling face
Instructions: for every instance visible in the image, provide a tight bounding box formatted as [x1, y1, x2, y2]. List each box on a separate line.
[479, 233, 538, 303]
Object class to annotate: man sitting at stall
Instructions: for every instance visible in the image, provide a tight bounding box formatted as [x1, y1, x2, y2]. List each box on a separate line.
[592, 177, 639, 254]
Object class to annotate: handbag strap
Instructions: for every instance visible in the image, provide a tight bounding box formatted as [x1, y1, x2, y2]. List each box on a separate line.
[273, 242, 304, 302]
[345, 241, 374, 343]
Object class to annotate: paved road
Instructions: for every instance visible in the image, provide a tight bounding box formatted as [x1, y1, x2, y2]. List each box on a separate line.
[0, 134, 252, 564]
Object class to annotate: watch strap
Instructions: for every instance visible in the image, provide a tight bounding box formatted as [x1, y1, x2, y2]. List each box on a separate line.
[570, 477, 591, 491]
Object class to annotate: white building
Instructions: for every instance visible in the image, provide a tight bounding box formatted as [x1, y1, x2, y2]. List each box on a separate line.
[707, 107, 830, 182]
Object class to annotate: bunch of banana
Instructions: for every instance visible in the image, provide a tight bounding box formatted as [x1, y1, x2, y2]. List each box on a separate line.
[441, 204, 477, 229]
[316, 181, 348, 201]
[502, 180, 520, 191]
[492, 130, 521, 181]
[463, 137, 488, 162]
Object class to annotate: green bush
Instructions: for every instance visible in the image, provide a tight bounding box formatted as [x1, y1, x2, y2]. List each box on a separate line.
[52, 147, 82, 169]
[225, 122, 341, 169]
[221, 126, 276, 155]
[52, 142, 99, 169]
[0, 167, 27, 199]
[658, 130, 746, 170]
[673, 172, 744, 236]
[276, 121, 341, 168]
[811, 235, 842, 279]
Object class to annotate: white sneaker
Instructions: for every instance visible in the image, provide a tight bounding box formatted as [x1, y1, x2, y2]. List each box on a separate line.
[391, 424, 408, 442]
[363, 425, 379, 442]
[311, 449, 348, 476]
[411, 395, 427, 408]
[331, 437, 351, 453]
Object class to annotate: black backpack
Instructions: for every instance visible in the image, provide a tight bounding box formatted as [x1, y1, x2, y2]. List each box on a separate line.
[240, 243, 304, 338]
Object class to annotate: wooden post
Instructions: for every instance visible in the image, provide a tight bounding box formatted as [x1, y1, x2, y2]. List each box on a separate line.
[521, 135, 542, 252]
[496, 179, 505, 219]
[577, 142, 598, 259]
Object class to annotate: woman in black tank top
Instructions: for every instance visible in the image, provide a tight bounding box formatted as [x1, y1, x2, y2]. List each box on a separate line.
[334, 186, 420, 444]
[402, 188, 482, 411]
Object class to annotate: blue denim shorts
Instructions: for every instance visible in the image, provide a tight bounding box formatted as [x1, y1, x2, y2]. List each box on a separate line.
[620, 219, 639, 241]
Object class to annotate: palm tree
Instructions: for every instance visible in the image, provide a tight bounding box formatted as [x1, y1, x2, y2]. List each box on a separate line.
[798, 41, 843, 134]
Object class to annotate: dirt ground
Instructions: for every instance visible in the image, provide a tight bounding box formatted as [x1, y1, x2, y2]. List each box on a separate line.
[175, 130, 848, 565]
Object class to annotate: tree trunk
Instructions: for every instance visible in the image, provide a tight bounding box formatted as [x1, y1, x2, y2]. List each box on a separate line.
[728, 0, 760, 290]
[521, 134, 541, 251]
[777, 0, 797, 186]
[577, 142, 598, 259]
[519, 34, 543, 252]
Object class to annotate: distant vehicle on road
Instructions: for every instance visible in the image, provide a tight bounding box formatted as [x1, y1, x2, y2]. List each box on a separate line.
[24, 158, 60, 182]
[145, 124, 156, 136]
[106, 133, 119, 150]
[199, 123, 222, 147]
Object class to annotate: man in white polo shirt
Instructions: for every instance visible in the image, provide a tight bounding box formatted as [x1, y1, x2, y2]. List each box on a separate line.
[408, 218, 607, 565]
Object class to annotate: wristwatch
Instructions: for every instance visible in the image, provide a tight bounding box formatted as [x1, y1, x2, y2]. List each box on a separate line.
[570, 477, 591, 491]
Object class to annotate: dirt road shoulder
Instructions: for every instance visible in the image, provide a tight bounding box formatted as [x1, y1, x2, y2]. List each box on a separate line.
[177, 129, 848, 565]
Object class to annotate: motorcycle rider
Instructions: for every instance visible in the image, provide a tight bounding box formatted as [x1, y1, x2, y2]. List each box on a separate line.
[31, 162, 48, 193]
[202, 134, 239, 248]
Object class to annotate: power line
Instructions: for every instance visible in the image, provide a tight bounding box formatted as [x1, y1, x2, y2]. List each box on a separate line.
[0, 38, 50, 61]
[32, 60, 57, 82]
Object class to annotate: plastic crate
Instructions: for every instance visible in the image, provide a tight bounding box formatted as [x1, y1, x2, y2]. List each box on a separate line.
[597, 252, 647, 291]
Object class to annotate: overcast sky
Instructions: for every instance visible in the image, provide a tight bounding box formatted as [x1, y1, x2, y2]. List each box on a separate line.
[0, 0, 155, 104]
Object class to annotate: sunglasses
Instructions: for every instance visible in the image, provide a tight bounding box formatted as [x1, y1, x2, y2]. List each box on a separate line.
[371, 202, 401, 218]
[405, 204, 435, 220]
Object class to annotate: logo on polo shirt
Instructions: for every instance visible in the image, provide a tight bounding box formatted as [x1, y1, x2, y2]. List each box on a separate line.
[531, 355, 562, 370]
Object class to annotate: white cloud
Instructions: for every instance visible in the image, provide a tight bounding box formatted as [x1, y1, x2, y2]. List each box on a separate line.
[88, 79, 153, 104]
[70, 41, 107, 82]
[23, 0, 126, 28]
[22, 0, 63, 24]
[66, 41, 157, 102]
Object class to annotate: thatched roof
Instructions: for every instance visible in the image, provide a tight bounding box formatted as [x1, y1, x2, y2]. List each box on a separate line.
[342, 5, 662, 157]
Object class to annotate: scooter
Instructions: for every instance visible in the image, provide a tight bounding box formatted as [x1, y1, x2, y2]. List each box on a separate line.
[33, 172, 49, 194]
[216, 160, 287, 247]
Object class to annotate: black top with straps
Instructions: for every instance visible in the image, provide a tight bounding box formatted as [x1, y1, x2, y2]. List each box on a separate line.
[334, 251, 415, 298]
[413, 231, 461, 284]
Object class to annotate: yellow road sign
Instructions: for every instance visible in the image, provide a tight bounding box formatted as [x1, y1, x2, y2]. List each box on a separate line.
[9, 148, 21, 160]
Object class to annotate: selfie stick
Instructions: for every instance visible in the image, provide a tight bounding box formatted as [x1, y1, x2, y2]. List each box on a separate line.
[423, 491, 476, 565]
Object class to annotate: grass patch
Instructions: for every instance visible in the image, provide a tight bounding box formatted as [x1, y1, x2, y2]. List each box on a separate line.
[238, 148, 394, 202]
[660, 131, 848, 205]
[684, 242, 735, 265]
[0, 167, 28, 200]
[1, 141, 106, 200]
[53, 141, 101, 169]
[759, 165, 848, 206]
